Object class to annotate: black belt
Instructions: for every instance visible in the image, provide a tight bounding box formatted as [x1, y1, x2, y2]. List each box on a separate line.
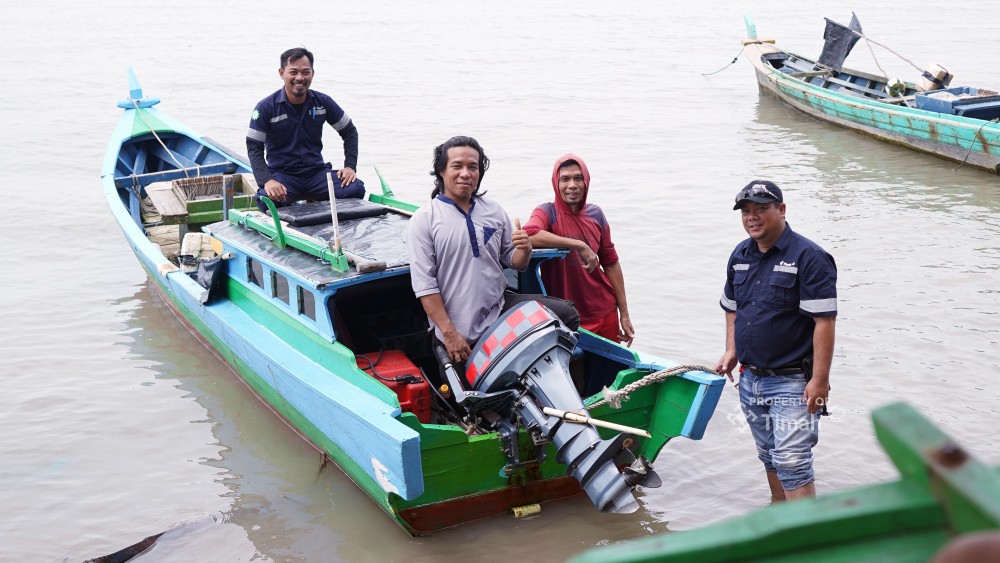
[744, 364, 804, 376]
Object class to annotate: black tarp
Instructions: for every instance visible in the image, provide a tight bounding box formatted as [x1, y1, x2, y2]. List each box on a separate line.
[275, 199, 389, 227]
[205, 210, 411, 286]
[817, 13, 863, 72]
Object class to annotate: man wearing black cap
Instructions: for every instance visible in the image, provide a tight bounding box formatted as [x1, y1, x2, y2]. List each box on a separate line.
[714, 180, 837, 501]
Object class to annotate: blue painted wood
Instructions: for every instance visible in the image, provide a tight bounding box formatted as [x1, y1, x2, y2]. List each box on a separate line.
[113, 162, 239, 188]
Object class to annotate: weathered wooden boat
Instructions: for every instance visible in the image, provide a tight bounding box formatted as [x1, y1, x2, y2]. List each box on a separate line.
[572, 402, 1000, 562]
[741, 16, 1000, 174]
[101, 70, 726, 535]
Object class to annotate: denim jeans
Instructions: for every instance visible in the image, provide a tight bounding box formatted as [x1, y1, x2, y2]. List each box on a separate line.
[739, 371, 820, 491]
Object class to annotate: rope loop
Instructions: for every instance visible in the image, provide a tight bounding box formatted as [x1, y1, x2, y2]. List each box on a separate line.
[588, 364, 716, 410]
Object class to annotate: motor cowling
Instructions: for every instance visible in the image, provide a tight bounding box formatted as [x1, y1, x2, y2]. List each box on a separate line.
[461, 301, 639, 514]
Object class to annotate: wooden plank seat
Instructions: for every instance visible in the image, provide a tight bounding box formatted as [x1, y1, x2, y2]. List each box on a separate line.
[145, 174, 258, 227]
[880, 95, 917, 106]
[146, 181, 189, 225]
[788, 70, 833, 79]
[814, 75, 891, 99]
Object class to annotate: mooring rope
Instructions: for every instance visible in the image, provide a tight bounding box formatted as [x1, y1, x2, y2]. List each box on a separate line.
[847, 29, 923, 76]
[702, 46, 746, 76]
[952, 118, 999, 172]
[588, 364, 716, 410]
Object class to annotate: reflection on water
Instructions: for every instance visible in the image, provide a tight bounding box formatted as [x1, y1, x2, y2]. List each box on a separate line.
[115, 283, 391, 561]
[113, 283, 669, 562]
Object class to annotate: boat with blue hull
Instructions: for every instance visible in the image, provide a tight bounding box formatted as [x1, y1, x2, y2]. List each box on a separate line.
[102, 70, 726, 535]
[742, 16, 1000, 174]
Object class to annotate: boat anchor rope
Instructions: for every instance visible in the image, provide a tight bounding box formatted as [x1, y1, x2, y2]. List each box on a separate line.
[589, 364, 716, 410]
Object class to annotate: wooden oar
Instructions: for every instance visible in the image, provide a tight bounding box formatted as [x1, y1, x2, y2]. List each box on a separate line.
[542, 407, 651, 438]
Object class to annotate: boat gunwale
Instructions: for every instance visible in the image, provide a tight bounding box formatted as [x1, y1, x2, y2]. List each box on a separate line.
[747, 42, 1000, 132]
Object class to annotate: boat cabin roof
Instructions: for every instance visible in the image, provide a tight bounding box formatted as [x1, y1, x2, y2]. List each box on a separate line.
[204, 196, 566, 294]
[205, 208, 411, 288]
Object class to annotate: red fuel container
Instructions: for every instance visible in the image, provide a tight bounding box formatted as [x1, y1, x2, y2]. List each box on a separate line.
[355, 350, 432, 423]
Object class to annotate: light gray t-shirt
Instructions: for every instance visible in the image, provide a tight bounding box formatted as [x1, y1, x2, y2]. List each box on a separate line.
[407, 195, 521, 343]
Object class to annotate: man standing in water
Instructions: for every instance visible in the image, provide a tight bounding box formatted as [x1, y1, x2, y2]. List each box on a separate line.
[715, 180, 837, 500]
[407, 136, 578, 365]
[246, 47, 364, 212]
[523, 154, 635, 346]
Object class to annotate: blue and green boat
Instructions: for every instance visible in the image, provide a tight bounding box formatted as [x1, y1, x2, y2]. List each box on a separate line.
[101, 70, 726, 535]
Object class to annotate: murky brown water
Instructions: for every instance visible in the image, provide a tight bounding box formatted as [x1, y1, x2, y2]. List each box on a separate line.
[2, 1, 998, 561]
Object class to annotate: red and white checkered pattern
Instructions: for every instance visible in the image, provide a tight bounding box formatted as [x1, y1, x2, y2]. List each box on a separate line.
[465, 301, 555, 385]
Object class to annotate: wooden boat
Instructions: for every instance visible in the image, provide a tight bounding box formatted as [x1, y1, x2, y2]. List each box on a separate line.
[101, 70, 726, 535]
[572, 402, 1000, 562]
[741, 16, 1000, 175]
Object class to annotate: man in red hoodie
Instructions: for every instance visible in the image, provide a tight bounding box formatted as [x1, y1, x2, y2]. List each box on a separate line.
[523, 154, 635, 345]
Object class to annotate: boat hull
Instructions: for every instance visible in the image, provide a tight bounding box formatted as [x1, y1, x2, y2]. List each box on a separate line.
[103, 86, 726, 535]
[744, 41, 1000, 175]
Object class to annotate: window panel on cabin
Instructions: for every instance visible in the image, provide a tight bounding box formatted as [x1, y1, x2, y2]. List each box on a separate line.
[248, 258, 264, 288]
[298, 287, 316, 320]
[272, 272, 290, 304]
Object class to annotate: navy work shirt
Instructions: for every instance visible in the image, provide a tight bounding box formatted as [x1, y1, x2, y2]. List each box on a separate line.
[720, 223, 837, 369]
[246, 88, 356, 177]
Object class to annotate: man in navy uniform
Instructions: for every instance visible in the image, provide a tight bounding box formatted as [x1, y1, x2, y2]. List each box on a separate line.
[246, 47, 364, 211]
[715, 180, 837, 501]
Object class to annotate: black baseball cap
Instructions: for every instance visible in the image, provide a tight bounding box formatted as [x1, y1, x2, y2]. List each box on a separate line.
[733, 180, 783, 210]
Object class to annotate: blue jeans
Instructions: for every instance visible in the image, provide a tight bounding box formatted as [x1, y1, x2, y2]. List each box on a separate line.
[739, 371, 820, 491]
[256, 164, 365, 211]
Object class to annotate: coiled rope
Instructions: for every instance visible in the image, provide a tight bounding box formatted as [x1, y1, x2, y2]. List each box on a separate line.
[588, 364, 716, 410]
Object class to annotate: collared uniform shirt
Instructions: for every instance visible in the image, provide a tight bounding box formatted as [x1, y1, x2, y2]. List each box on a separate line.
[720, 223, 837, 369]
[246, 88, 354, 175]
[408, 195, 521, 343]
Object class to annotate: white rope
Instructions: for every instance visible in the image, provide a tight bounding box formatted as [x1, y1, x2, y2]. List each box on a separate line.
[131, 99, 190, 178]
[588, 364, 716, 410]
[847, 29, 923, 75]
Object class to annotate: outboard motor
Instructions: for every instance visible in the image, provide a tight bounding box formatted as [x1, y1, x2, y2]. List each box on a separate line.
[435, 300, 640, 514]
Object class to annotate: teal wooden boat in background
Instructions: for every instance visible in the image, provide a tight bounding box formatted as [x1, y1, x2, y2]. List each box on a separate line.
[101, 70, 726, 536]
[572, 402, 1000, 563]
[741, 16, 1000, 174]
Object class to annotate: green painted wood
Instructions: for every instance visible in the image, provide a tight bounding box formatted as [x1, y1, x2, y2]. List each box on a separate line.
[229, 208, 351, 271]
[571, 480, 947, 563]
[225, 278, 399, 405]
[572, 402, 1000, 563]
[773, 79, 1000, 156]
[586, 369, 701, 459]
[128, 108, 169, 137]
[367, 192, 419, 213]
[873, 403, 1000, 531]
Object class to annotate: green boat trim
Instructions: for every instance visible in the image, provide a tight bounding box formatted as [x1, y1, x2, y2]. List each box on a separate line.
[571, 402, 1000, 562]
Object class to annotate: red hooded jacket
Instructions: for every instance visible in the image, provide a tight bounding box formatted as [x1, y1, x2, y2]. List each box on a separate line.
[523, 154, 619, 323]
